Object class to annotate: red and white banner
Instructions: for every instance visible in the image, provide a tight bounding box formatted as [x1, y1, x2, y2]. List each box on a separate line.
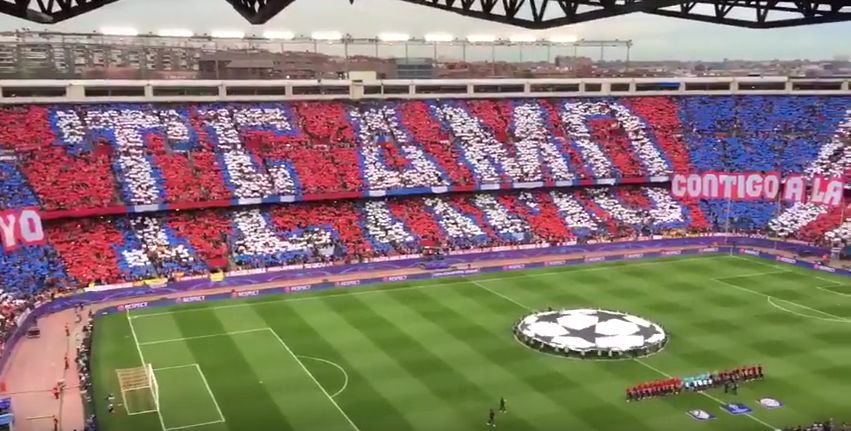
[0, 208, 45, 252]
[671, 172, 844, 206]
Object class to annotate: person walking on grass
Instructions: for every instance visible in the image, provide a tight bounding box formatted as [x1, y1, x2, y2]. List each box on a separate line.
[499, 397, 507, 413]
[487, 408, 496, 427]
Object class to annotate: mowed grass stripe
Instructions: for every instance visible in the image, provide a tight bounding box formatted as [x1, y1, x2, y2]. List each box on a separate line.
[251, 301, 418, 431]
[526, 260, 841, 381]
[590, 257, 847, 425]
[486, 267, 747, 431]
[168, 309, 298, 431]
[706, 263, 851, 420]
[473, 276, 736, 431]
[325, 293, 541, 431]
[595, 262, 785, 367]
[443, 282, 674, 429]
[478, 260, 781, 430]
[396, 284, 645, 430]
[576, 262, 798, 427]
[95, 255, 851, 431]
[578, 258, 848, 426]
[391, 287, 598, 426]
[283, 298, 468, 431]
[320, 294, 485, 429]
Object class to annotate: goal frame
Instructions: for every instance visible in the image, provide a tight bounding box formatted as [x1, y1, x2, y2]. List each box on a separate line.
[116, 363, 159, 415]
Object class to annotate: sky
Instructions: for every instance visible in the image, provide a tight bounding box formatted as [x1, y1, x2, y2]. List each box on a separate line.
[0, 0, 849, 61]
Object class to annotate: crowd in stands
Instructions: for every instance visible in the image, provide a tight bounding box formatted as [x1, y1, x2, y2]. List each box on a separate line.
[0, 184, 832, 297]
[0, 95, 847, 352]
[783, 420, 850, 431]
[0, 97, 845, 210]
[0, 290, 53, 356]
[30, 187, 689, 287]
[0, 294, 31, 352]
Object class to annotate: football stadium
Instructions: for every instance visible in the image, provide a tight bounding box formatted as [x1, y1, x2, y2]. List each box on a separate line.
[0, 1, 850, 431]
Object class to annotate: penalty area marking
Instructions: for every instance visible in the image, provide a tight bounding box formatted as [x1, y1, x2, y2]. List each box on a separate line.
[814, 276, 843, 286]
[710, 278, 848, 322]
[766, 297, 851, 323]
[262, 328, 362, 431]
[816, 284, 851, 297]
[165, 420, 226, 431]
[136, 327, 359, 430]
[715, 270, 791, 280]
[153, 364, 197, 372]
[296, 355, 350, 398]
[134, 332, 351, 397]
[126, 310, 169, 431]
[139, 363, 226, 430]
[720, 269, 851, 298]
[126, 407, 158, 416]
[177, 364, 226, 430]
[137, 328, 271, 346]
[812, 275, 851, 297]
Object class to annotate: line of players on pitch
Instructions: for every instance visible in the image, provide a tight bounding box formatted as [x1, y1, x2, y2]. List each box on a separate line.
[626, 364, 764, 402]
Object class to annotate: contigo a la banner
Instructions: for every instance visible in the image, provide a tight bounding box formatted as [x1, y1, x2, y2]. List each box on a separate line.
[671, 172, 844, 206]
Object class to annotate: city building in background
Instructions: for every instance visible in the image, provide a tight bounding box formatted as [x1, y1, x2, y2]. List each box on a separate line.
[0, 29, 631, 80]
[0, 29, 849, 80]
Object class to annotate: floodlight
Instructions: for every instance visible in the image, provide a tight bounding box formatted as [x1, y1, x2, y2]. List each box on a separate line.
[466, 34, 497, 43]
[509, 34, 537, 43]
[547, 34, 578, 43]
[263, 30, 295, 40]
[100, 27, 138, 37]
[211, 30, 245, 39]
[157, 29, 194, 38]
[424, 33, 454, 42]
[311, 31, 343, 41]
[378, 32, 411, 42]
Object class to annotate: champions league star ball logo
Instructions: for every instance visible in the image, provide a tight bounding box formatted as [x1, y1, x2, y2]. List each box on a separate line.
[516, 309, 667, 356]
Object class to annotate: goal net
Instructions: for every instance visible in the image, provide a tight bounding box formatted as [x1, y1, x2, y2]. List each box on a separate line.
[117, 364, 159, 413]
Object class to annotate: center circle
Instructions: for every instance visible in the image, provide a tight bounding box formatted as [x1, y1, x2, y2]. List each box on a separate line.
[514, 308, 668, 359]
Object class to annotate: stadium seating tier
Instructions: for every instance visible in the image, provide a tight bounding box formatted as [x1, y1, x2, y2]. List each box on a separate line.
[0, 96, 844, 214]
[0, 95, 849, 310]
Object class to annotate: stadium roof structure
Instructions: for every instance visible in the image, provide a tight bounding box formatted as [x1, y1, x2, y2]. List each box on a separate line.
[0, 0, 849, 28]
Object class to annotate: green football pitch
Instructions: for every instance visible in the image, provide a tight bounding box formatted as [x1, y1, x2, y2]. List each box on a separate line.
[91, 254, 851, 431]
